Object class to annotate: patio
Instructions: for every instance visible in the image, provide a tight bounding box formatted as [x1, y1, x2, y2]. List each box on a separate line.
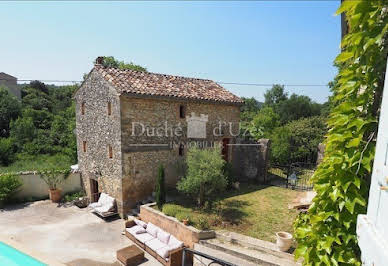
[0, 200, 161, 266]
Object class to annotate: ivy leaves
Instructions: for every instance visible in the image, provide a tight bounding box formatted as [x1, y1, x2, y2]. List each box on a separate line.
[294, 1, 388, 265]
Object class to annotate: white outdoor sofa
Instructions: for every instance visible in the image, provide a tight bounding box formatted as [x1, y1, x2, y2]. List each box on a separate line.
[88, 192, 117, 218]
[125, 219, 184, 266]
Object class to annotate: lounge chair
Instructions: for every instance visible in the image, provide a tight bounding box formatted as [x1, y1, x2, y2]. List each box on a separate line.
[89, 192, 117, 218]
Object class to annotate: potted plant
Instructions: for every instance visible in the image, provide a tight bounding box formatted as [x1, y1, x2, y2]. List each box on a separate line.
[39, 168, 71, 203]
[276, 231, 293, 252]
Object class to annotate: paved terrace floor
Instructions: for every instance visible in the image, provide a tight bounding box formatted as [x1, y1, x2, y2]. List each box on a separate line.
[0, 200, 161, 266]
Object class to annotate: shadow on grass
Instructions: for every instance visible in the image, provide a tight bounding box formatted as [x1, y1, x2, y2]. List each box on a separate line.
[219, 199, 250, 225]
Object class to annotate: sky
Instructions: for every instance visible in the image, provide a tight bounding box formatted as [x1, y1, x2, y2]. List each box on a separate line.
[0, 1, 341, 103]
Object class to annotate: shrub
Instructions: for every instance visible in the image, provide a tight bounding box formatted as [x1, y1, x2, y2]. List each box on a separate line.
[176, 212, 192, 224]
[64, 190, 85, 202]
[223, 162, 236, 189]
[0, 138, 16, 166]
[38, 168, 71, 190]
[196, 217, 210, 230]
[0, 174, 22, 205]
[162, 204, 182, 217]
[177, 147, 227, 207]
[155, 164, 166, 209]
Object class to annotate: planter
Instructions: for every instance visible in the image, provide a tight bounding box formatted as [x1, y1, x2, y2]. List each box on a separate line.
[182, 219, 189, 225]
[276, 231, 293, 252]
[48, 189, 62, 203]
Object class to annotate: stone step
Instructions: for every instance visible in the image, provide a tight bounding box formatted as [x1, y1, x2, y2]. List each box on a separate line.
[199, 237, 301, 266]
[193, 242, 258, 266]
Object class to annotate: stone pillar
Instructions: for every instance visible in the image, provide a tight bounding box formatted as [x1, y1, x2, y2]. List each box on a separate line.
[257, 139, 271, 183]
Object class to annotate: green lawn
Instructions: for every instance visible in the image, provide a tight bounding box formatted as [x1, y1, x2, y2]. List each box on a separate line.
[161, 184, 303, 243]
[0, 154, 73, 174]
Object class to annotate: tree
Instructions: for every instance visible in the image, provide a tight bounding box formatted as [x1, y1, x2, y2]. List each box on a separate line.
[240, 97, 263, 122]
[177, 147, 227, 207]
[264, 84, 288, 106]
[0, 138, 16, 166]
[155, 164, 166, 209]
[97, 56, 147, 72]
[294, 1, 388, 265]
[247, 107, 280, 139]
[277, 94, 321, 124]
[0, 87, 21, 137]
[0, 174, 22, 206]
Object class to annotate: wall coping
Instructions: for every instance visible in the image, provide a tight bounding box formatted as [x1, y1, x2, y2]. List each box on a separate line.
[0, 170, 80, 177]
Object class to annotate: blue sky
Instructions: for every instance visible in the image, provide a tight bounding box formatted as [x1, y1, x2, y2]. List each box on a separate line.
[0, 1, 340, 103]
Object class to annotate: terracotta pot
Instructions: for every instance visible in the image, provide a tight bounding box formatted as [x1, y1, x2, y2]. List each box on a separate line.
[276, 231, 293, 252]
[49, 189, 62, 203]
[182, 219, 189, 225]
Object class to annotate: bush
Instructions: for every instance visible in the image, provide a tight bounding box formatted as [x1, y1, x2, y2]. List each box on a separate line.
[196, 217, 210, 230]
[162, 204, 182, 217]
[177, 147, 227, 207]
[38, 168, 71, 190]
[155, 164, 166, 209]
[64, 191, 85, 202]
[223, 162, 236, 189]
[0, 174, 23, 205]
[175, 212, 192, 224]
[0, 138, 16, 166]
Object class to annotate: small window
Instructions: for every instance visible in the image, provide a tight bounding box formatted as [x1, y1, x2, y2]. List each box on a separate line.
[81, 102, 85, 115]
[107, 102, 112, 116]
[179, 105, 185, 118]
[179, 144, 184, 156]
[83, 141, 87, 152]
[108, 145, 113, 159]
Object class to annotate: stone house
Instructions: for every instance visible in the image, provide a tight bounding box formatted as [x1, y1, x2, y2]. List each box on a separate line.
[0, 72, 21, 99]
[74, 58, 243, 216]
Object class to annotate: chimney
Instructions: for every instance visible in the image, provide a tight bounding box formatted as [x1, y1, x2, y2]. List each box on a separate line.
[95, 56, 104, 66]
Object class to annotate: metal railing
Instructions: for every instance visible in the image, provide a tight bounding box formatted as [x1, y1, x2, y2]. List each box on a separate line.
[182, 248, 237, 266]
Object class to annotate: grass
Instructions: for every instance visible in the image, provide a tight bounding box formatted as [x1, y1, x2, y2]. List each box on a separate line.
[0, 154, 74, 174]
[159, 184, 303, 243]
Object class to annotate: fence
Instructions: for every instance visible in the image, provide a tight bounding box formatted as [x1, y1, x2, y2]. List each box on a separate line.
[266, 162, 315, 191]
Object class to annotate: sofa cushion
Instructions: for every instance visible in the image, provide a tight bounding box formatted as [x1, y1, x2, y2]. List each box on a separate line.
[145, 238, 167, 252]
[168, 235, 184, 248]
[156, 245, 180, 259]
[126, 225, 144, 235]
[146, 222, 159, 237]
[134, 232, 155, 244]
[134, 218, 147, 229]
[157, 229, 171, 244]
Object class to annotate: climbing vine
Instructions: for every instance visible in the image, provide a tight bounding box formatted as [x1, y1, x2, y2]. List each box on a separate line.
[294, 1, 388, 265]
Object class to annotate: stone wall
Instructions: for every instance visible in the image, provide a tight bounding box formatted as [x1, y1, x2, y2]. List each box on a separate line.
[139, 203, 215, 248]
[74, 69, 124, 214]
[120, 96, 240, 213]
[13, 173, 82, 200]
[317, 143, 325, 165]
[232, 138, 271, 183]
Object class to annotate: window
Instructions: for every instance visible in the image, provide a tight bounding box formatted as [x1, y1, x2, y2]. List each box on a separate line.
[83, 141, 87, 152]
[108, 145, 113, 159]
[179, 144, 184, 156]
[179, 105, 185, 118]
[81, 102, 85, 115]
[107, 102, 112, 116]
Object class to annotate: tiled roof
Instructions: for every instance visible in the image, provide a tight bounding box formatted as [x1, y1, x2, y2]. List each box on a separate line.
[95, 65, 243, 104]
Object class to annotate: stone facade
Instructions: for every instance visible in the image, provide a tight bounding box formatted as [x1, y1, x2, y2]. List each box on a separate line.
[0, 72, 21, 99]
[75, 67, 241, 217]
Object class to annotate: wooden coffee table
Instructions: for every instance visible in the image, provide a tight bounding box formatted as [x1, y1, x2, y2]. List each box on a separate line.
[117, 245, 144, 266]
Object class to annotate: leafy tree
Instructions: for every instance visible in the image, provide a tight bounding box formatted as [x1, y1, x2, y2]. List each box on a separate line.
[0, 87, 21, 137]
[155, 164, 166, 209]
[177, 147, 227, 207]
[240, 97, 263, 122]
[270, 126, 292, 165]
[277, 94, 321, 124]
[97, 56, 147, 72]
[247, 107, 280, 139]
[294, 1, 388, 265]
[0, 174, 22, 206]
[10, 116, 36, 152]
[264, 84, 288, 106]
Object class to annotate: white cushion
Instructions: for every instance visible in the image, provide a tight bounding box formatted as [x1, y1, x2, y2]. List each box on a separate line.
[134, 232, 155, 244]
[167, 235, 184, 248]
[156, 245, 180, 259]
[134, 218, 147, 229]
[126, 225, 146, 235]
[145, 238, 167, 251]
[94, 194, 115, 213]
[88, 202, 102, 208]
[98, 193, 108, 204]
[157, 229, 171, 244]
[146, 222, 159, 237]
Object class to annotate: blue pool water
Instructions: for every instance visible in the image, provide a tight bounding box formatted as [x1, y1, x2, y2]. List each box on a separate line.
[0, 241, 47, 266]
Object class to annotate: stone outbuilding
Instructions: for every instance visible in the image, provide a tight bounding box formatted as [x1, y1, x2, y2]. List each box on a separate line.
[0, 72, 21, 99]
[74, 57, 243, 217]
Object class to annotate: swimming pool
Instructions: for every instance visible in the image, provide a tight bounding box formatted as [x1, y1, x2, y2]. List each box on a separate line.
[0, 241, 47, 266]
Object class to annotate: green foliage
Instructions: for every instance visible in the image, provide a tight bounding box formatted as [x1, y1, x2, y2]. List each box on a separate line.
[98, 56, 147, 72]
[246, 107, 280, 139]
[64, 190, 85, 202]
[240, 97, 263, 122]
[0, 87, 21, 138]
[196, 216, 210, 230]
[162, 204, 184, 217]
[0, 174, 22, 205]
[277, 94, 322, 124]
[155, 164, 166, 209]
[38, 168, 71, 190]
[177, 147, 227, 207]
[294, 1, 388, 265]
[0, 138, 16, 166]
[223, 162, 236, 189]
[264, 84, 288, 106]
[175, 212, 192, 223]
[271, 116, 326, 164]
